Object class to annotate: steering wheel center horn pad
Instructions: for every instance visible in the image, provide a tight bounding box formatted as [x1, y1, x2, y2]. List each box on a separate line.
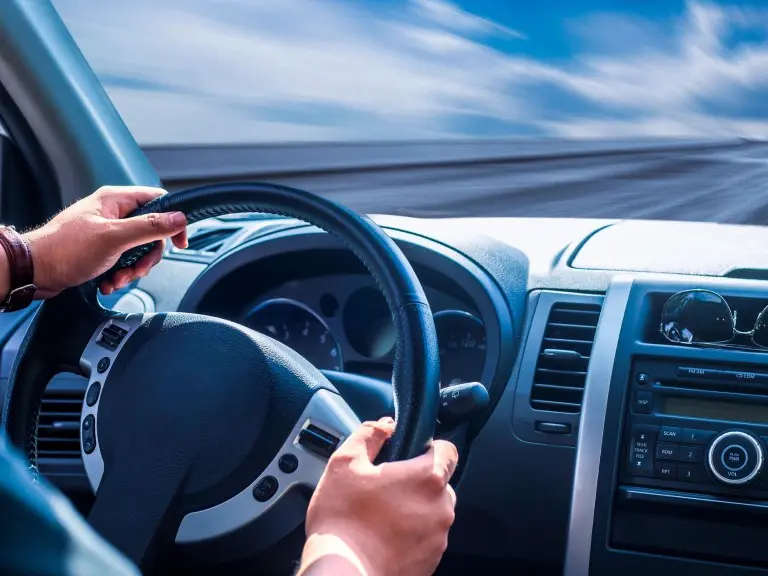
[80, 312, 359, 550]
[1, 182, 440, 571]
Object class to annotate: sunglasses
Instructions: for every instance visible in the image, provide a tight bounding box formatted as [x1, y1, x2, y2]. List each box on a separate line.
[659, 289, 768, 349]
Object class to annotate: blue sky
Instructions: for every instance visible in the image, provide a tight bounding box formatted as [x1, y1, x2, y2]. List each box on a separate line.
[53, 0, 768, 144]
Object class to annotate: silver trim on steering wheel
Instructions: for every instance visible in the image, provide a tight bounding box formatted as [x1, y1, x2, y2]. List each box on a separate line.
[176, 388, 359, 543]
[79, 315, 361, 545]
[79, 313, 148, 492]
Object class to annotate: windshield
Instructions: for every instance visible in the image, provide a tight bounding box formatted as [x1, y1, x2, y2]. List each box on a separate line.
[52, 0, 768, 222]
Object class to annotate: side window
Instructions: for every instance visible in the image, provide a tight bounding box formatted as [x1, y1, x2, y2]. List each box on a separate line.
[0, 127, 46, 230]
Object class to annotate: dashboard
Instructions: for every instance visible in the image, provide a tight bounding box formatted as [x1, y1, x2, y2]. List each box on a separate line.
[210, 275, 486, 386]
[8, 214, 768, 574]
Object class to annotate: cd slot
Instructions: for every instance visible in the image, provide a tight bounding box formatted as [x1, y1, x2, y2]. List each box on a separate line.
[658, 366, 768, 397]
[658, 378, 768, 397]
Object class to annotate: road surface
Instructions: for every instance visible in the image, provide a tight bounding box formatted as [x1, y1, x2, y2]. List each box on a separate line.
[147, 140, 768, 224]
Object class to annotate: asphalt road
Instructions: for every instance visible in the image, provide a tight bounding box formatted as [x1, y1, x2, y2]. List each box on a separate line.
[151, 141, 768, 224]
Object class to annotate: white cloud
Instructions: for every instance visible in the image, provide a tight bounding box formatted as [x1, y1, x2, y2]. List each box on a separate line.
[411, 0, 526, 39]
[51, 0, 768, 143]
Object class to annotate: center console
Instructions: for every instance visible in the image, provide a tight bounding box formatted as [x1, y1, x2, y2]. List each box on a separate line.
[624, 359, 768, 495]
[566, 276, 768, 575]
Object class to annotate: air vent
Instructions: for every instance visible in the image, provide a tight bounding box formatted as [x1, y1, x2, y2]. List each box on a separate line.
[186, 228, 238, 253]
[529, 302, 602, 414]
[37, 388, 83, 461]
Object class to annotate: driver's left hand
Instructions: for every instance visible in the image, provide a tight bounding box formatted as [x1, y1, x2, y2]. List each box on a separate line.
[23, 186, 188, 297]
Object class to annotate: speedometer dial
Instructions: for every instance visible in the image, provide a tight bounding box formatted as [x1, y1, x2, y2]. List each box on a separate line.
[243, 299, 343, 371]
[434, 310, 487, 387]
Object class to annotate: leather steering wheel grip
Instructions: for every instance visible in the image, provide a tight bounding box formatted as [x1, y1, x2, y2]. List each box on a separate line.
[111, 182, 439, 461]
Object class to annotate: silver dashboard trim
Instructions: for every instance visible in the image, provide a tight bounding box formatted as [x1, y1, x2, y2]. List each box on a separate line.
[707, 431, 764, 485]
[564, 274, 634, 576]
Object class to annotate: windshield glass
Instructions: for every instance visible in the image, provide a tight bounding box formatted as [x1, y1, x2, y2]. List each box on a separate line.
[52, 0, 768, 221]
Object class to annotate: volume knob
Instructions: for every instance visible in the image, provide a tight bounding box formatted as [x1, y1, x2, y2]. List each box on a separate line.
[707, 430, 764, 485]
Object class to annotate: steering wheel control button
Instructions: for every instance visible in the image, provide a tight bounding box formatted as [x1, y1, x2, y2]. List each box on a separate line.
[278, 453, 299, 474]
[708, 430, 764, 485]
[85, 382, 101, 407]
[252, 476, 279, 502]
[82, 415, 96, 454]
[297, 424, 340, 459]
[96, 357, 110, 373]
[628, 425, 657, 477]
[659, 426, 682, 442]
[632, 390, 653, 414]
[655, 443, 678, 461]
[680, 428, 716, 445]
[636, 372, 650, 385]
[655, 462, 677, 480]
[97, 324, 129, 351]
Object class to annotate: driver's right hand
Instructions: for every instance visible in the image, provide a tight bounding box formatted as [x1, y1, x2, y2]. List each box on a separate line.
[298, 417, 458, 576]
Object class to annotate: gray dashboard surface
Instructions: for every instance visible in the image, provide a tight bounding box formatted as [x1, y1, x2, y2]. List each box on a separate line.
[570, 220, 768, 276]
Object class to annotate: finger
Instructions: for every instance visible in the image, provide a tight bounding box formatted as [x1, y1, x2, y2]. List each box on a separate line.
[110, 268, 134, 291]
[132, 240, 165, 278]
[428, 440, 459, 485]
[112, 211, 187, 246]
[99, 280, 114, 295]
[171, 227, 188, 249]
[98, 186, 168, 218]
[335, 417, 395, 463]
[446, 483, 457, 509]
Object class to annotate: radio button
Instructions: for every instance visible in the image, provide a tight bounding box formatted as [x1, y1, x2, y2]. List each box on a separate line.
[655, 462, 677, 480]
[678, 445, 703, 463]
[628, 425, 657, 477]
[680, 428, 716, 445]
[656, 443, 678, 461]
[659, 426, 682, 442]
[707, 431, 764, 485]
[721, 370, 768, 384]
[633, 391, 653, 414]
[677, 366, 719, 379]
[678, 464, 709, 483]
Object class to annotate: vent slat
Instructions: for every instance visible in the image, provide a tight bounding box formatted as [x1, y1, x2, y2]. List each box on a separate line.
[186, 228, 238, 253]
[530, 302, 602, 414]
[37, 388, 83, 467]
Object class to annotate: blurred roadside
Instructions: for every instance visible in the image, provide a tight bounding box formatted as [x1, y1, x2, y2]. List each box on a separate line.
[145, 139, 768, 224]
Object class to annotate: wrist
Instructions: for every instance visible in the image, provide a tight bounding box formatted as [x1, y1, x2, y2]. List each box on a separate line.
[23, 226, 58, 298]
[300, 528, 386, 576]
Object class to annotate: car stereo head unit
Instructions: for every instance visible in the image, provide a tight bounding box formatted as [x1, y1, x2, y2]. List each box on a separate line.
[622, 358, 768, 497]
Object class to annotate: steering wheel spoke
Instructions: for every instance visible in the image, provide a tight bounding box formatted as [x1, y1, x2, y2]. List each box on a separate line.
[79, 312, 148, 490]
[176, 388, 358, 545]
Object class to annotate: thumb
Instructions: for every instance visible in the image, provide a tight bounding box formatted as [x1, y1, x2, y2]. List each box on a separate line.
[336, 417, 395, 463]
[112, 211, 187, 246]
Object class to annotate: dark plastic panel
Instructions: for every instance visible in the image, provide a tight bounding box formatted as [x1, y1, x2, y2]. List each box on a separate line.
[513, 291, 604, 447]
[588, 275, 768, 574]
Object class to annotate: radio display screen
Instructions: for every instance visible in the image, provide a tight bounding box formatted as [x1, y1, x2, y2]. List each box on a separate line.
[664, 396, 768, 424]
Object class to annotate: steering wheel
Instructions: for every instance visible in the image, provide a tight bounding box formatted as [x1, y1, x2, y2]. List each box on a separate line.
[1, 182, 440, 571]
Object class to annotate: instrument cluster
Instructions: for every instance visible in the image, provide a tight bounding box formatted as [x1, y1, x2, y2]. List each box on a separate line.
[242, 288, 487, 387]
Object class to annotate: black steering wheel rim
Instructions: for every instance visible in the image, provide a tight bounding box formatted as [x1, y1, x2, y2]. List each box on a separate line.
[0, 182, 440, 570]
[2, 182, 440, 462]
